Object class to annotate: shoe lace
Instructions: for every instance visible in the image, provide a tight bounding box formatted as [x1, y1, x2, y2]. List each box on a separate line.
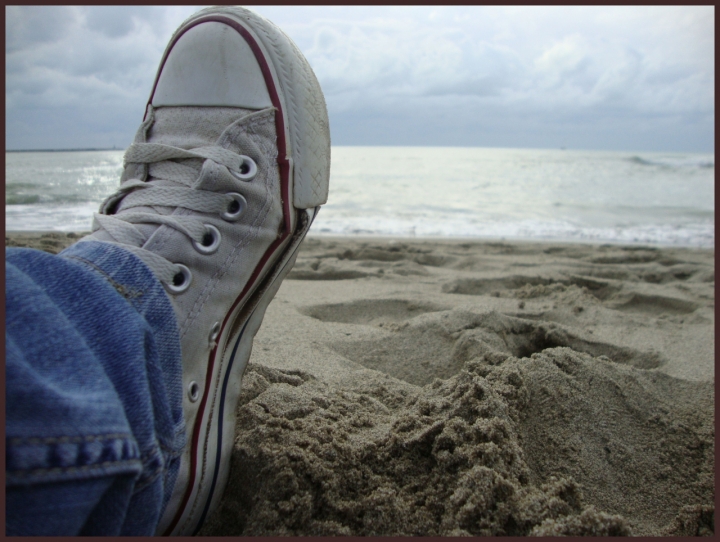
[92, 142, 253, 289]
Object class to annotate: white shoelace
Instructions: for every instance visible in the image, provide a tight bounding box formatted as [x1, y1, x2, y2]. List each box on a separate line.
[92, 142, 252, 287]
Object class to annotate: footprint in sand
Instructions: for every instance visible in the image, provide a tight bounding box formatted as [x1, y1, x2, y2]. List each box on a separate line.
[606, 293, 699, 315]
[442, 274, 701, 317]
[287, 243, 439, 280]
[298, 299, 447, 326]
[442, 274, 620, 300]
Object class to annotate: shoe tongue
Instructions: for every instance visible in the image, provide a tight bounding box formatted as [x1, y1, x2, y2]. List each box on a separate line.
[148, 106, 251, 149]
[112, 106, 252, 244]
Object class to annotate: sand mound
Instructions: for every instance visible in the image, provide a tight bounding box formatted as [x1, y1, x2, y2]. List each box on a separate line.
[200, 347, 713, 536]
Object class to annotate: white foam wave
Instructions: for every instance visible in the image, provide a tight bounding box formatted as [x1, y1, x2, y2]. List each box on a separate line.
[309, 216, 714, 248]
[5, 204, 96, 232]
[628, 155, 714, 169]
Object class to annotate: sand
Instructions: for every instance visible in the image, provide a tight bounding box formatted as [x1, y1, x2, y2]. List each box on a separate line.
[7, 233, 715, 536]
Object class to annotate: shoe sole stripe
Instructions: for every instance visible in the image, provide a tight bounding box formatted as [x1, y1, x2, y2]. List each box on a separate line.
[153, 14, 296, 536]
[194, 311, 249, 535]
[193, 212, 315, 534]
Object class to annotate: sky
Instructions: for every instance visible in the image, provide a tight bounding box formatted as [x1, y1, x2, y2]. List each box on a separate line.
[5, 5, 715, 153]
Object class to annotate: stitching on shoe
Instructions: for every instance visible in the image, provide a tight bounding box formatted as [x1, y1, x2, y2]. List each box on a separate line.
[254, 22, 302, 169]
[215, 109, 276, 158]
[254, 16, 330, 206]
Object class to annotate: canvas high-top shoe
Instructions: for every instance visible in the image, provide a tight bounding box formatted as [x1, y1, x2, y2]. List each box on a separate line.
[78, 6, 329, 535]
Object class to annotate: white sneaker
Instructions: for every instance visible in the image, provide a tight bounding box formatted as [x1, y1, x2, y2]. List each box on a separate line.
[80, 6, 329, 535]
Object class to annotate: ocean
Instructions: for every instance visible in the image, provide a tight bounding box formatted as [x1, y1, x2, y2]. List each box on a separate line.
[5, 147, 715, 247]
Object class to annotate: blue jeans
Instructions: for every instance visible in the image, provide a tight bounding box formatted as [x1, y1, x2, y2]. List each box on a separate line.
[5, 241, 186, 536]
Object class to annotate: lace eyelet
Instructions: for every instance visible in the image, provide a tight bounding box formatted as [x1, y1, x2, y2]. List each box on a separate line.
[230, 156, 257, 181]
[222, 193, 247, 222]
[165, 264, 192, 294]
[192, 224, 221, 255]
[188, 381, 200, 403]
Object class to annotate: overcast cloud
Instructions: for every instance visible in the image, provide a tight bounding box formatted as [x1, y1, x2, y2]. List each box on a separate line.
[5, 5, 714, 152]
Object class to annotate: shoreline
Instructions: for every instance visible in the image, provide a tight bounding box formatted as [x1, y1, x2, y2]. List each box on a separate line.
[5, 230, 716, 251]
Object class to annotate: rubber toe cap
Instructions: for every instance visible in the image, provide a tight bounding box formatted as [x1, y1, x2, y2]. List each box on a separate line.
[151, 21, 273, 109]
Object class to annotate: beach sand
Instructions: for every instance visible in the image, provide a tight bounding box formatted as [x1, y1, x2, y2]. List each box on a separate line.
[7, 233, 714, 536]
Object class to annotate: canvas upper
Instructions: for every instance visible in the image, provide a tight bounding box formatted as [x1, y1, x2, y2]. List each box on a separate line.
[78, 7, 330, 535]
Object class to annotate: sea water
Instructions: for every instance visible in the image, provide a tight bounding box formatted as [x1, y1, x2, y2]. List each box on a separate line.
[5, 147, 714, 247]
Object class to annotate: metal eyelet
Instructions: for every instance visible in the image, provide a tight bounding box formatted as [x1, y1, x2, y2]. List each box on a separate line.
[222, 192, 247, 222]
[187, 381, 200, 403]
[230, 156, 257, 181]
[165, 264, 192, 294]
[192, 224, 221, 255]
[209, 321, 221, 345]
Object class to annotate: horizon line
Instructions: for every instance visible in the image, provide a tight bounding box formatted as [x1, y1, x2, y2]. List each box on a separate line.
[5, 144, 715, 154]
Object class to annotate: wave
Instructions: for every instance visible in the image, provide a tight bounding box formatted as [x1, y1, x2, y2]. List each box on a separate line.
[6, 195, 42, 205]
[309, 215, 715, 248]
[5, 182, 104, 205]
[5, 194, 98, 205]
[627, 156, 714, 169]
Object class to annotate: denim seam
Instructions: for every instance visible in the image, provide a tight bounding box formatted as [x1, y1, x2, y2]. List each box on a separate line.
[63, 254, 145, 300]
[9, 433, 134, 446]
[8, 459, 143, 478]
[164, 419, 186, 443]
[133, 445, 168, 493]
[132, 466, 163, 493]
[158, 439, 184, 458]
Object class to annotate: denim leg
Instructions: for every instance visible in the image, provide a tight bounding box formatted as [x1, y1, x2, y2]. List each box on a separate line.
[5, 241, 185, 536]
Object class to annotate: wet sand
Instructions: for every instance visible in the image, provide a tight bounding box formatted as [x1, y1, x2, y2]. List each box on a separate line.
[7, 233, 715, 536]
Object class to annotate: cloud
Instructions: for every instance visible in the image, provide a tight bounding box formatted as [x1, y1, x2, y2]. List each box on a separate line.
[295, 18, 526, 105]
[5, 6, 714, 151]
[84, 6, 148, 39]
[5, 6, 201, 149]
[5, 6, 78, 53]
[293, 8, 712, 117]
